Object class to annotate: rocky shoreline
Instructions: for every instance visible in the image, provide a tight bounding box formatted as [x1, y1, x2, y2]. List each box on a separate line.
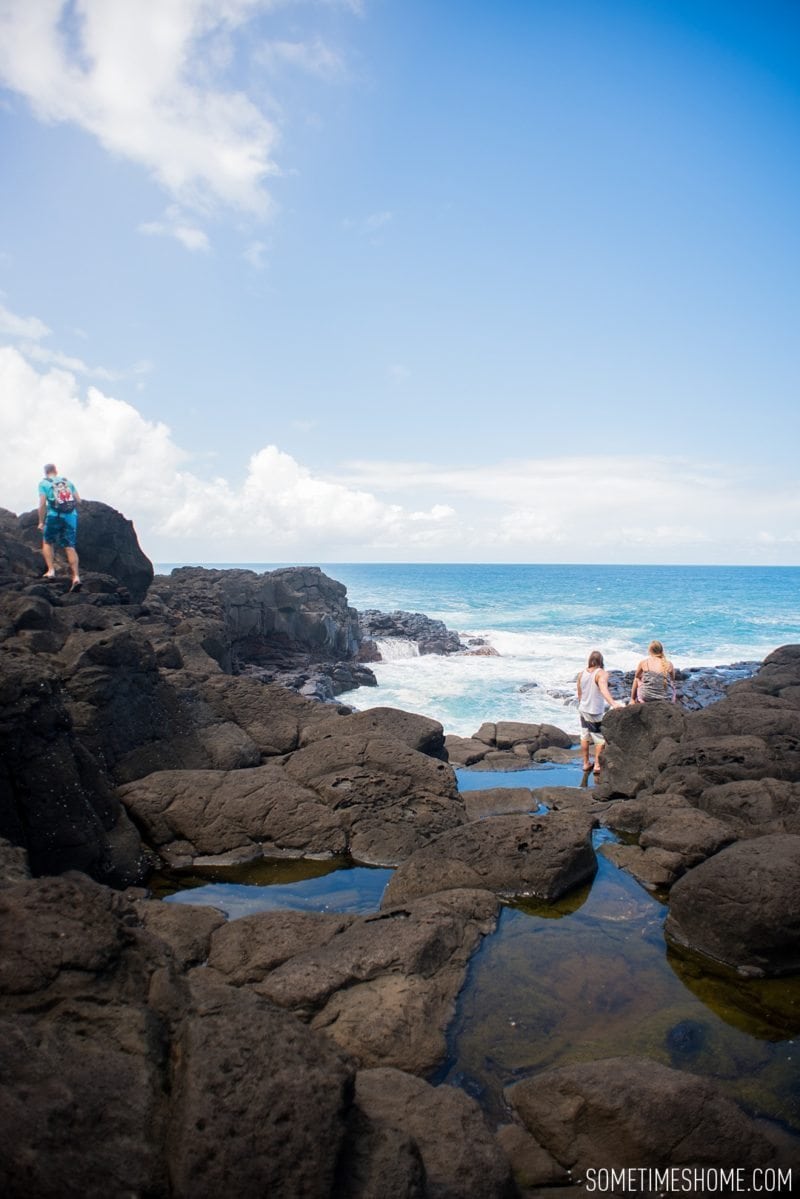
[1, 503, 799, 1196]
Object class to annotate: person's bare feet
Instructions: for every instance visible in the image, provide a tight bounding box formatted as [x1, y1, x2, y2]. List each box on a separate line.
[69, 577, 82, 592]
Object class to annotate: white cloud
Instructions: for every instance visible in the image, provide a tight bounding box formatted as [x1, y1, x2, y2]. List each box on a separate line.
[19, 342, 119, 381]
[0, 0, 284, 217]
[0, 300, 50, 340]
[1, 347, 797, 565]
[139, 208, 211, 252]
[0, 347, 457, 556]
[257, 36, 346, 79]
[0, 296, 143, 380]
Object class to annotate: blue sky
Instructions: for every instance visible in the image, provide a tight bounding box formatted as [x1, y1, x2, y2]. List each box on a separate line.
[0, 0, 798, 563]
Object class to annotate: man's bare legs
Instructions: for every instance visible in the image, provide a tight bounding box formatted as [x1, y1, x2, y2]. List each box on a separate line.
[65, 546, 81, 588]
[41, 539, 56, 577]
[40, 540, 80, 586]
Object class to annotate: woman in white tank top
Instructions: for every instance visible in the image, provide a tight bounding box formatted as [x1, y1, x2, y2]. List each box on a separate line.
[576, 650, 623, 781]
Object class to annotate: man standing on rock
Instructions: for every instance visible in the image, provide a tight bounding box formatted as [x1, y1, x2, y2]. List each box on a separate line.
[37, 463, 81, 591]
[576, 650, 622, 783]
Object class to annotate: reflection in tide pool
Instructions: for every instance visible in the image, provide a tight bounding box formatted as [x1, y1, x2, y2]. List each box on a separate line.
[433, 848, 800, 1133]
[154, 858, 392, 920]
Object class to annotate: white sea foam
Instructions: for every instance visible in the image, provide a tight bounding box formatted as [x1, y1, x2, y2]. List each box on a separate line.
[374, 637, 420, 660]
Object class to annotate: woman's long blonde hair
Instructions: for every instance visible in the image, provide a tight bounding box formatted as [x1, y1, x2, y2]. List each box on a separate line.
[648, 640, 670, 676]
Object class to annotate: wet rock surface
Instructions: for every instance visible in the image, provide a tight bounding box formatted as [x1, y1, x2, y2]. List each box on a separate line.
[382, 812, 597, 906]
[507, 1056, 778, 1175]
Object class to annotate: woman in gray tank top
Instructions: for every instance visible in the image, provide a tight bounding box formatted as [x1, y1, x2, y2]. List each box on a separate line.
[631, 640, 676, 703]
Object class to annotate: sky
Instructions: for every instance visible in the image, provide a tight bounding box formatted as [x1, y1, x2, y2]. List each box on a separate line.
[0, 0, 798, 565]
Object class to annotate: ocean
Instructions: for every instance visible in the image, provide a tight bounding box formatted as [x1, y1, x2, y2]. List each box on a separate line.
[155, 562, 800, 738]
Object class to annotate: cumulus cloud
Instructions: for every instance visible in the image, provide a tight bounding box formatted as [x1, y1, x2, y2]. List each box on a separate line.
[0, 0, 283, 216]
[0, 347, 457, 558]
[1, 347, 796, 564]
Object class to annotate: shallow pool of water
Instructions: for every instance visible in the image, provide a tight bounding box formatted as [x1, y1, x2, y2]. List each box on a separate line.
[455, 762, 588, 791]
[151, 761, 800, 1137]
[431, 843, 800, 1133]
[154, 858, 392, 919]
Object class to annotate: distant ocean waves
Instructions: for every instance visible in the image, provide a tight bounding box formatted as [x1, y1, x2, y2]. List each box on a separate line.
[156, 562, 800, 737]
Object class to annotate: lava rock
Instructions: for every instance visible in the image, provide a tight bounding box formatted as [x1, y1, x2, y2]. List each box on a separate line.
[382, 811, 596, 906]
[664, 834, 800, 976]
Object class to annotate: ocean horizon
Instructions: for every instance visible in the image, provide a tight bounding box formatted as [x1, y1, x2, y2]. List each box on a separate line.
[154, 561, 800, 738]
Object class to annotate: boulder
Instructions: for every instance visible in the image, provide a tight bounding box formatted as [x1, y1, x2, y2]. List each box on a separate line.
[249, 889, 499, 1074]
[0, 875, 172, 1199]
[150, 565, 363, 674]
[280, 733, 465, 866]
[18, 500, 153, 602]
[495, 1123, 567, 1190]
[695, 778, 800, 839]
[664, 835, 800, 976]
[0, 873, 363, 1199]
[600, 703, 687, 797]
[207, 910, 355, 986]
[382, 812, 596, 906]
[639, 809, 735, 864]
[463, 787, 535, 820]
[300, 706, 446, 759]
[0, 652, 145, 884]
[531, 786, 605, 812]
[195, 675, 346, 757]
[507, 1056, 775, 1174]
[494, 721, 573, 751]
[444, 734, 490, 767]
[167, 975, 353, 1199]
[532, 745, 582, 764]
[599, 791, 693, 837]
[468, 750, 530, 771]
[119, 763, 347, 868]
[598, 841, 686, 891]
[0, 507, 41, 581]
[650, 734, 790, 797]
[333, 1104, 426, 1199]
[352, 1068, 514, 1199]
[134, 900, 225, 971]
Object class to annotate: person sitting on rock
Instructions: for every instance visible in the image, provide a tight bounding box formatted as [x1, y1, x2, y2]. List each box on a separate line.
[631, 640, 676, 703]
[37, 463, 82, 591]
[576, 650, 622, 782]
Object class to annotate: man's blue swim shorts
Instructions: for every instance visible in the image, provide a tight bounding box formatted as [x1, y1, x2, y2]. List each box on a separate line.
[43, 510, 78, 548]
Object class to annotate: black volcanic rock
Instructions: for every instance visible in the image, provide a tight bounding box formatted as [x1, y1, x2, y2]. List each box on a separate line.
[664, 834, 800, 976]
[18, 500, 154, 602]
[358, 608, 462, 655]
[149, 565, 362, 674]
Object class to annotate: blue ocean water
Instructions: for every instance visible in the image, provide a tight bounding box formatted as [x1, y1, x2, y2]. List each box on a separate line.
[156, 562, 800, 737]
